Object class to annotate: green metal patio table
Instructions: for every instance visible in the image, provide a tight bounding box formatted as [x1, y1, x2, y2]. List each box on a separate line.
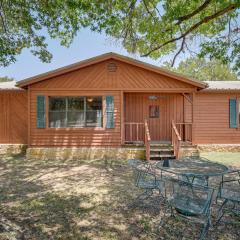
[155, 157, 229, 187]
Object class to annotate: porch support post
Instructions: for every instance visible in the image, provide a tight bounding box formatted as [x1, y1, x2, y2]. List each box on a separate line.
[182, 94, 185, 141]
[28, 86, 31, 147]
[192, 92, 196, 145]
[120, 91, 125, 145]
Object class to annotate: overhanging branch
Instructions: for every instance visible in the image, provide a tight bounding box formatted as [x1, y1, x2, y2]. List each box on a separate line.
[142, 4, 237, 57]
[171, 36, 185, 66]
[176, 0, 212, 25]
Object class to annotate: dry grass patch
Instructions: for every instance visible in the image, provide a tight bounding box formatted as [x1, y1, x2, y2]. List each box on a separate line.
[0, 153, 239, 239]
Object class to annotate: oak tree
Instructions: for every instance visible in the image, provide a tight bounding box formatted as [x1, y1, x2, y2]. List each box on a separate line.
[163, 57, 238, 81]
[0, 1, 239, 72]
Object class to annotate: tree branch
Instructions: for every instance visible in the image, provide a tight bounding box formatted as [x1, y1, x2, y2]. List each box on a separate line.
[149, 0, 212, 36]
[121, 0, 137, 41]
[185, 41, 198, 56]
[176, 0, 212, 24]
[0, 1, 7, 32]
[228, 16, 231, 43]
[142, 0, 157, 21]
[142, 4, 237, 57]
[171, 36, 185, 66]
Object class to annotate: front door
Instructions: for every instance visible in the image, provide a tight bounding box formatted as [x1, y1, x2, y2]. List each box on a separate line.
[146, 95, 168, 141]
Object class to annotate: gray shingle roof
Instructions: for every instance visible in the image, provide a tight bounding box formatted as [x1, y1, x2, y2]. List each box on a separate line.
[0, 81, 21, 90]
[203, 81, 240, 91]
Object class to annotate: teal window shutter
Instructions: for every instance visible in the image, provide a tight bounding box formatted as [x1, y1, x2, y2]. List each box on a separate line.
[106, 96, 114, 128]
[229, 98, 237, 128]
[37, 96, 46, 129]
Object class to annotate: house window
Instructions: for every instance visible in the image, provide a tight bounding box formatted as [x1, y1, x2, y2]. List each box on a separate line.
[149, 105, 160, 118]
[49, 96, 102, 128]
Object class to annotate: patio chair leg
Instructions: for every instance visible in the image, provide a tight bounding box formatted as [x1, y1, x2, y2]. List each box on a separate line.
[199, 219, 210, 240]
[157, 189, 166, 201]
[216, 199, 228, 224]
[159, 200, 172, 229]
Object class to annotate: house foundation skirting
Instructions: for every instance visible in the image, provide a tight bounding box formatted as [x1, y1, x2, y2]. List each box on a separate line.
[198, 144, 240, 152]
[0, 144, 27, 155]
[26, 147, 146, 161]
[2, 144, 240, 160]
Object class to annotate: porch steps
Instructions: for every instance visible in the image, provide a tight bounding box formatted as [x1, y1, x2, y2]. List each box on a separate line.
[149, 143, 175, 160]
[148, 143, 199, 160]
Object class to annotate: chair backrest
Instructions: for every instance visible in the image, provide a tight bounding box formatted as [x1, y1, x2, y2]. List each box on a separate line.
[128, 159, 153, 187]
[218, 170, 240, 199]
[171, 179, 214, 215]
[221, 170, 240, 186]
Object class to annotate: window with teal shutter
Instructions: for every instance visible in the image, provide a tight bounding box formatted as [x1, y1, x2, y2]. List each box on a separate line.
[37, 96, 46, 128]
[229, 98, 237, 128]
[106, 96, 114, 128]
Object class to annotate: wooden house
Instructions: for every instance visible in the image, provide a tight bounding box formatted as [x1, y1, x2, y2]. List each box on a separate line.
[1, 53, 240, 159]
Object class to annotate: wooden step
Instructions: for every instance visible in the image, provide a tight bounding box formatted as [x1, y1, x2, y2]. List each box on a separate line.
[149, 142, 175, 160]
[150, 143, 172, 147]
[150, 148, 173, 152]
[150, 153, 175, 158]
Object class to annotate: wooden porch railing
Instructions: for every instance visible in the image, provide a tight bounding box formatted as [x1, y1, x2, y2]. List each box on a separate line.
[175, 122, 193, 143]
[144, 119, 151, 161]
[124, 122, 145, 143]
[124, 120, 191, 160]
[172, 120, 182, 159]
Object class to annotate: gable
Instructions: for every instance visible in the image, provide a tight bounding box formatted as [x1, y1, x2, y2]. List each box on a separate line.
[17, 53, 207, 90]
[30, 59, 197, 91]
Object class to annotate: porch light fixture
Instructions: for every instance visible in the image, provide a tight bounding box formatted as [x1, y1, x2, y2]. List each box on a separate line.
[87, 97, 93, 102]
[148, 95, 158, 100]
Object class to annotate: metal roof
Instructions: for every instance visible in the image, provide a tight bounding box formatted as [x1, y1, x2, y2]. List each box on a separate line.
[0, 81, 22, 90]
[203, 81, 240, 91]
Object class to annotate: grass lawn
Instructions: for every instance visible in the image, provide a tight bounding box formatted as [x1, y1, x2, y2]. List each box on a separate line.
[200, 152, 240, 168]
[0, 153, 239, 239]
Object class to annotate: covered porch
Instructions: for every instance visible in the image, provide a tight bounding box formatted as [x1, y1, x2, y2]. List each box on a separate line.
[121, 92, 196, 159]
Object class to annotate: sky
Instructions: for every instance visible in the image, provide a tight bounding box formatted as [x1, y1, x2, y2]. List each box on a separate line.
[0, 28, 172, 81]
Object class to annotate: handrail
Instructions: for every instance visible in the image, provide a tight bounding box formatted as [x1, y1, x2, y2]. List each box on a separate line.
[144, 119, 151, 161]
[172, 120, 181, 159]
[175, 122, 193, 143]
[172, 121, 181, 141]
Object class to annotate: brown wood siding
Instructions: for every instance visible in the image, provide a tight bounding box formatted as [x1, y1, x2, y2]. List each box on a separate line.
[29, 89, 121, 147]
[28, 58, 197, 148]
[125, 93, 184, 141]
[184, 96, 192, 123]
[195, 92, 240, 144]
[30, 60, 196, 91]
[0, 91, 28, 144]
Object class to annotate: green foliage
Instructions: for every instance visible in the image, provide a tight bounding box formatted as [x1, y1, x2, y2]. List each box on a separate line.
[0, 76, 14, 82]
[163, 57, 239, 81]
[0, 1, 240, 70]
[0, 0, 92, 66]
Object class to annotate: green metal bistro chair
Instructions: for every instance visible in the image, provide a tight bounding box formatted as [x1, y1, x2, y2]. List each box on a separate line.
[128, 159, 151, 185]
[128, 159, 165, 207]
[217, 170, 240, 224]
[167, 179, 214, 240]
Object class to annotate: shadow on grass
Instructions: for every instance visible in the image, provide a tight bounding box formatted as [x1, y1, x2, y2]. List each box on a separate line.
[0, 155, 136, 239]
[0, 154, 239, 239]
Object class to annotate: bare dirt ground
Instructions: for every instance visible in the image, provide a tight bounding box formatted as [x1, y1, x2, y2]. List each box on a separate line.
[0, 153, 239, 240]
